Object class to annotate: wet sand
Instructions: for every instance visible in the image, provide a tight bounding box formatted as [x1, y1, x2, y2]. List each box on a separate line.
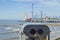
[3, 37, 19, 40]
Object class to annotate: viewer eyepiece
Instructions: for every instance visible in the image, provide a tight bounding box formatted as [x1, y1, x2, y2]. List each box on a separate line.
[37, 29, 43, 35]
[30, 29, 36, 35]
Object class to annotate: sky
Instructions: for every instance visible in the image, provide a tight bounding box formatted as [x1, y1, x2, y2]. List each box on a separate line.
[0, 0, 60, 20]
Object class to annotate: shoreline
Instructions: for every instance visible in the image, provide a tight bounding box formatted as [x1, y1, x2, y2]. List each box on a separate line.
[3, 37, 19, 40]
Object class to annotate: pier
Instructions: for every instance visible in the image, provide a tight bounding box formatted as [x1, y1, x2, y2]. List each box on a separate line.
[43, 23, 60, 26]
[19, 22, 60, 26]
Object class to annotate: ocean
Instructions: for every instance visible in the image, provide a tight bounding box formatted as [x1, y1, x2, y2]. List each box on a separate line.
[0, 20, 21, 40]
[0, 20, 60, 40]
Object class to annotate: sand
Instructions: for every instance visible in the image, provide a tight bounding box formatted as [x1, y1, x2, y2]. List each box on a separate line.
[3, 37, 19, 40]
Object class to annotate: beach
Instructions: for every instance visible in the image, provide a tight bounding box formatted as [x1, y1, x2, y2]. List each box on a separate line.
[3, 37, 19, 40]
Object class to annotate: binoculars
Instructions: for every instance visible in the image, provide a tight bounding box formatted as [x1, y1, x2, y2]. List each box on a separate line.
[20, 23, 50, 40]
[30, 28, 43, 35]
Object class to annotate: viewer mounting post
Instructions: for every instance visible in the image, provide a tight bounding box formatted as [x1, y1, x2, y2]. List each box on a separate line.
[41, 11, 43, 22]
[32, 3, 33, 22]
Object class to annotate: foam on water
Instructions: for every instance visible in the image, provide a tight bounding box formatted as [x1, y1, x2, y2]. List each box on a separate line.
[5, 27, 13, 30]
[12, 29, 19, 31]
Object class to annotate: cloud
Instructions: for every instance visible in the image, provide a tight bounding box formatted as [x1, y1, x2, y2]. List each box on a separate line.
[1, 0, 60, 7]
[11, 0, 37, 1]
[36, 0, 60, 7]
[12, 0, 60, 5]
[42, 1, 59, 6]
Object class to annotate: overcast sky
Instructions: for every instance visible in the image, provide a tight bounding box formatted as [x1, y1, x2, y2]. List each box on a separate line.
[0, 0, 60, 20]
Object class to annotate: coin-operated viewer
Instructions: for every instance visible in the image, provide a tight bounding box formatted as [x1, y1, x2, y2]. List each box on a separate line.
[19, 23, 50, 40]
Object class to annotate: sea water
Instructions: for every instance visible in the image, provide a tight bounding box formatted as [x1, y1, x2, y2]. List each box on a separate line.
[0, 20, 21, 40]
